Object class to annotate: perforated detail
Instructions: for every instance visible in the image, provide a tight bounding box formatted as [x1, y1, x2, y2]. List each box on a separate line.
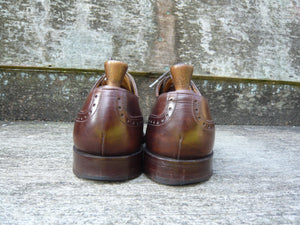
[76, 92, 101, 122]
[148, 93, 176, 126]
[192, 98, 214, 129]
[116, 96, 143, 127]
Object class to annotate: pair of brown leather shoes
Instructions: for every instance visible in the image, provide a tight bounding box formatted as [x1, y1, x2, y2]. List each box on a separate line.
[73, 60, 215, 185]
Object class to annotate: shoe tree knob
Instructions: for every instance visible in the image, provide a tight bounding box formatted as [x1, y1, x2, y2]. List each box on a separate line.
[170, 64, 193, 90]
[105, 60, 128, 87]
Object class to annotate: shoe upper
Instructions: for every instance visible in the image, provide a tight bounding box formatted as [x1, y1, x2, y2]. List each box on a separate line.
[146, 64, 215, 160]
[73, 61, 144, 156]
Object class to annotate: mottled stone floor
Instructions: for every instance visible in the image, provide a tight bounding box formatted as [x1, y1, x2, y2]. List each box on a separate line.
[0, 122, 299, 224]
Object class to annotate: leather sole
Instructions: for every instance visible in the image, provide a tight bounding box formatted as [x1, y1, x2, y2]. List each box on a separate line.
[73, 146, 142, 181]
[144, 149, 213, 185]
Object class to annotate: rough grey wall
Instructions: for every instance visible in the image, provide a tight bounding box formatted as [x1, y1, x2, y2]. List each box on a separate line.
[0, 0, 299, 81]
[0, 67, 299, 125]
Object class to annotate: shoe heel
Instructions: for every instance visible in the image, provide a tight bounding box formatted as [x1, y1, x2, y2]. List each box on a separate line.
[73, 146, 142, 181]
[144, 149, 213, 185]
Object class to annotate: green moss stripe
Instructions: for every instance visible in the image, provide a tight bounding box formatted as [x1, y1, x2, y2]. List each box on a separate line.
[1, 65, 299, 86]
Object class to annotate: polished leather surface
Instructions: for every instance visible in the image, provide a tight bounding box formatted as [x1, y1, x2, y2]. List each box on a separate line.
[73, 65, 143, 157]
[146, 65, 215, 160]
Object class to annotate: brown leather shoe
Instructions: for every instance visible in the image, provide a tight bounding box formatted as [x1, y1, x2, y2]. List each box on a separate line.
[73, 60, 144, 181]
[144, 63, 215, 185]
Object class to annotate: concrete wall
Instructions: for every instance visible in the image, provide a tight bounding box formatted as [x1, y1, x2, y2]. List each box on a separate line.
[0, 0, 299, 82]
[1, 67, 299, 125]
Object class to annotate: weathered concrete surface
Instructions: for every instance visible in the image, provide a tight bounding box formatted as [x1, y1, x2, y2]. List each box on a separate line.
[0, 122, 299, 224]
[0, 67, 299, 125]
[0, 0, 299, 81]
[0, 0, 156, 71]
[174, 0, 300, 81]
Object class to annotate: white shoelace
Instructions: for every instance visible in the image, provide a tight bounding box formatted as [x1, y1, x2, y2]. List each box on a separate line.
[149, 70, 171, 88]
